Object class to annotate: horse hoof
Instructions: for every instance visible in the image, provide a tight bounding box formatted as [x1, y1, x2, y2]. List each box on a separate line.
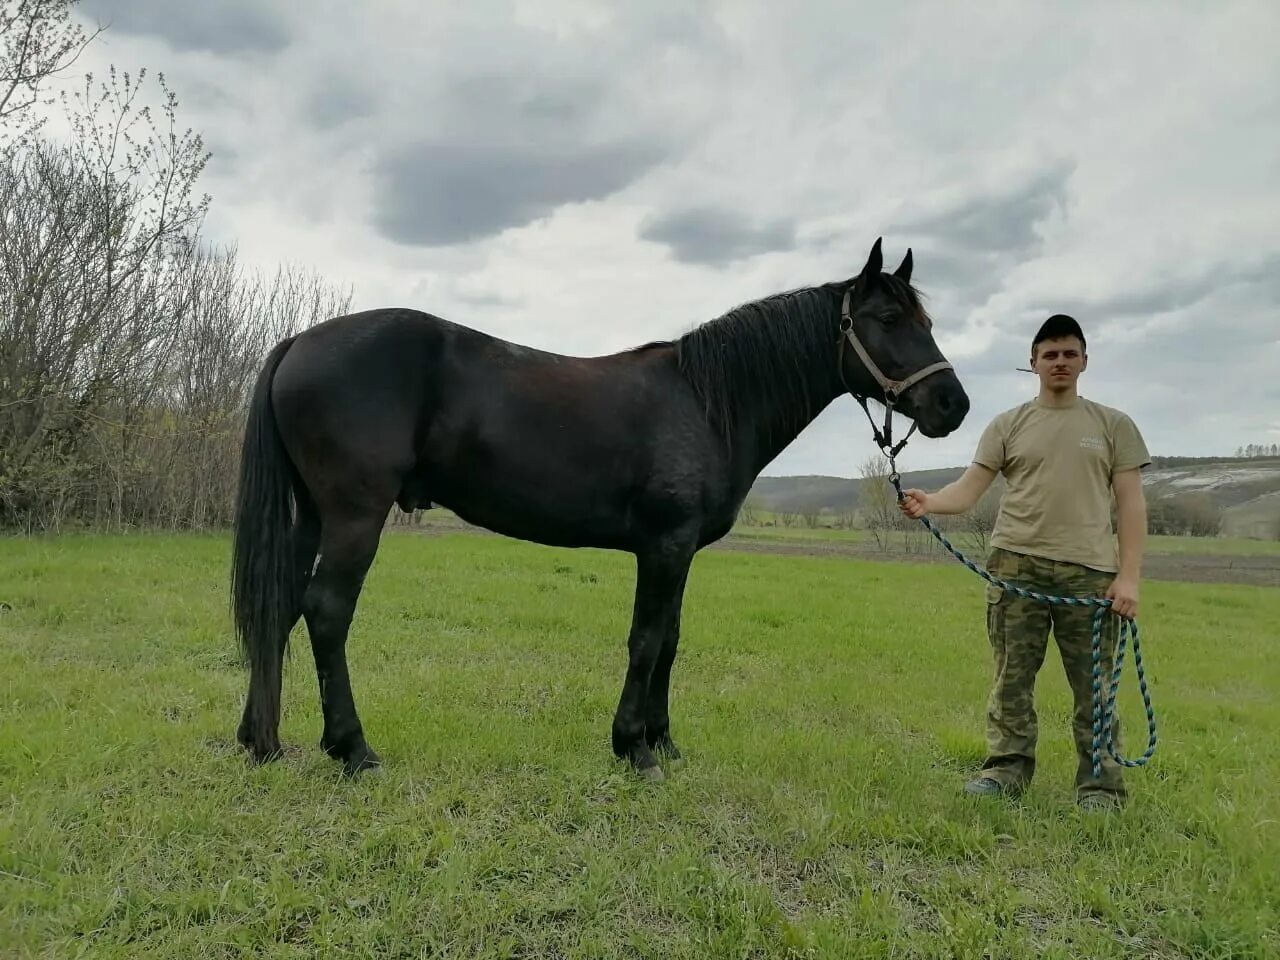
[245, 740, 282, 765]
[655, 740, 683, 766]
[637, 763, 665, 783]
[340, 747, 383, 778]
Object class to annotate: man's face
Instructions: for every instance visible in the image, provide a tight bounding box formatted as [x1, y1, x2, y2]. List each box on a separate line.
[1032, 336, 1086, 393]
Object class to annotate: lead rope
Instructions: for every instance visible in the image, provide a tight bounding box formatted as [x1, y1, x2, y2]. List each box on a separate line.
[861, 404, 1158, 778]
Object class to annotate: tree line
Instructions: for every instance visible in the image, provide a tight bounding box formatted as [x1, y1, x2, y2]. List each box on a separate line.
[1235, 445, 1280, 458]
[1, 1, 351, 532]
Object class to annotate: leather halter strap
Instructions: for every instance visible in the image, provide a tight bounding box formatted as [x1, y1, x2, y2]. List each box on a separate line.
[838, 285, 955, 460]
[838, 287, 954, 403]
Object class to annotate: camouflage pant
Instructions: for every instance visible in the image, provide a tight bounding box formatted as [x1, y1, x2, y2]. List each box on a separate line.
[980, 547, 1126, 802]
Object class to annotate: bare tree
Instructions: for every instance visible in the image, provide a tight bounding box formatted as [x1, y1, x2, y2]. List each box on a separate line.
[858, 453, 898, 551]
[158, 250, 351, 528]
[958, 474, 1003, 556]
[77, 246, 350, 530]
[0, 59, 211, 529]
[737, 494, 763, 527]
[1, 0, 103, 153]
[0, 9, 355, 532]
[1147, 494, 1222, 538]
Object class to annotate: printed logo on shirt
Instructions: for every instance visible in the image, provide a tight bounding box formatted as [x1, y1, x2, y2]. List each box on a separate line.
[1079, 436, 1105, 451]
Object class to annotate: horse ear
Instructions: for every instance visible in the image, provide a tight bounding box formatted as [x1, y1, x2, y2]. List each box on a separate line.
[859, 237, 883, 280]
[893, 248, 913, 282]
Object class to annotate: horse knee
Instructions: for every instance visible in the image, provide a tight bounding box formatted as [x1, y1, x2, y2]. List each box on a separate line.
[302, 579, 356, 641]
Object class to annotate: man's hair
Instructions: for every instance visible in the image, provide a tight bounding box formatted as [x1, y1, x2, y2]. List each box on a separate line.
[1032, 314, 1086, 357]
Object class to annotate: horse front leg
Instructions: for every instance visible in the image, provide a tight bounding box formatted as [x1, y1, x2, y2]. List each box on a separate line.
[612, 543, 693, 780]
[644, 566, 689, 765]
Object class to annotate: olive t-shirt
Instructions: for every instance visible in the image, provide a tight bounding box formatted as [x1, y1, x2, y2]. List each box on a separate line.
[972, 396, 1151, 573]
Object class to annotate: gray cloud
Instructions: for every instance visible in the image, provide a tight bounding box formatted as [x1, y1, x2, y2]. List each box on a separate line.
[952, 331, 1039, 378]
[1102, 276, 1277, 362]
[639, 207, 798, 267]
[1037, 254, 1280, 323]
[205, 143, 239, 178]
[80, 0, 291, 54]
[882, 162, 1077, 325]
[908, 247, 1010, 313]
[901, 163, 1073, 253]
[364, 65, 681, 246]
[372, 140, 665, 246]
[303, 73, 375, 130]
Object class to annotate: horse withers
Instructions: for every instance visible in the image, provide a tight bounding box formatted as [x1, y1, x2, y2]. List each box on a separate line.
[230, 238, 970, 779]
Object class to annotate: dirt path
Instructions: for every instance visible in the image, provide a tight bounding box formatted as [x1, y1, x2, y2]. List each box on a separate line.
[390, 516, 1280, 588]
[709, 534, 1280, 588]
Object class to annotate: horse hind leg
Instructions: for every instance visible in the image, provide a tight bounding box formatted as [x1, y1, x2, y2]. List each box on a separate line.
[235, 493, 321, 758]
[302, 508, 387, 776]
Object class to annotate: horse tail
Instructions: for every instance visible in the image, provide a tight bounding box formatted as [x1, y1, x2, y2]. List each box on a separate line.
[231, 335, 304, 757]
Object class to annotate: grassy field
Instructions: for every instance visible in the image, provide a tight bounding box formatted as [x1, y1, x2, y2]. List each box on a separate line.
[2, 531, 1277, 958]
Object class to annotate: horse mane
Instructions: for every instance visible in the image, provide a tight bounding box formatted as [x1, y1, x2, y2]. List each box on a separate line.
[666, 274, 930, 450]
[671, 285, 839, 450]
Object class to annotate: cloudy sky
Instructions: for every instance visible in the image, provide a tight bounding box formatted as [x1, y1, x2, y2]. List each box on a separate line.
[68, 0, 1279, 476]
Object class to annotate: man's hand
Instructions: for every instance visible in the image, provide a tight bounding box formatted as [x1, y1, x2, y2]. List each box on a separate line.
[1106, 575, 1139, 620]
[897, 488, 929, 519]
[894, 464, 996, 518]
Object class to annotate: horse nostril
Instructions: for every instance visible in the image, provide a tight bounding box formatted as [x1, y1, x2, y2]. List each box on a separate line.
[933, 387, 969, 422]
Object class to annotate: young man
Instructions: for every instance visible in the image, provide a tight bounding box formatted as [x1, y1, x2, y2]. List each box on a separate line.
[897, 314, 1150, 810]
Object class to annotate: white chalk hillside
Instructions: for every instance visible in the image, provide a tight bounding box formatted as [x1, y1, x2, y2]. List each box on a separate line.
[751, 458, 1280, 539]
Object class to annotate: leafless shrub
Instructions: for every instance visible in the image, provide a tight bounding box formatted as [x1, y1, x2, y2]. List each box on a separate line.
[1, 16, 352, 531]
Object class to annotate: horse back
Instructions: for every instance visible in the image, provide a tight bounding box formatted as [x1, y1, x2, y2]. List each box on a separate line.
[270, 308, 734, 549]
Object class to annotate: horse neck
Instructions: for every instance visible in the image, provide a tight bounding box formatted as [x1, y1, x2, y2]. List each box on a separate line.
[678, 287, 846, 484]
[735, 376, 843, 481]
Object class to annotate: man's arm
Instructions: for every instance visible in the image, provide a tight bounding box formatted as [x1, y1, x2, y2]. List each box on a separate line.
[1105, 467, 1146, 618]
[898, 463, 997, 518]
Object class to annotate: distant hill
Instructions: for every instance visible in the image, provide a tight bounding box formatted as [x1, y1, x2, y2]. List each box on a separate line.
[1143, 458, 1280, 538]
[749, 468, 964, 517]
[750, 457, 1280, 539]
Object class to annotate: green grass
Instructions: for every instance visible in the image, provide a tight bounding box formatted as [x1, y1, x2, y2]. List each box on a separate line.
[1, 531, 1277, 958]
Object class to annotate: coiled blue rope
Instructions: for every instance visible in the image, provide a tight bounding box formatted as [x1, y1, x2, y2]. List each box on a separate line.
[888, 474, 1158, 778]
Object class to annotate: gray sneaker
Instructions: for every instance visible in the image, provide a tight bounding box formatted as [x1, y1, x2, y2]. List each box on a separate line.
[963, 776, 1011, 797]
[1078, 793, 1124, 812]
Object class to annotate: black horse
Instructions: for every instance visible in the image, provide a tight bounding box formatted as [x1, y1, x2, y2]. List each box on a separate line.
[231, 238, 970, 778]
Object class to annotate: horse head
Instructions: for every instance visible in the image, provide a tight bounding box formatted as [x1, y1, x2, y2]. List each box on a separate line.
[836, 238, 969, 439]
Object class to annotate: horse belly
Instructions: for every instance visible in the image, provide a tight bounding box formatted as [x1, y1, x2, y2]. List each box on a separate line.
[423, 433, 639, 549]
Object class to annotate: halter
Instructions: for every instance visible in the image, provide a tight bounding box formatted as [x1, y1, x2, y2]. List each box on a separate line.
[837, 285, 954, 474]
